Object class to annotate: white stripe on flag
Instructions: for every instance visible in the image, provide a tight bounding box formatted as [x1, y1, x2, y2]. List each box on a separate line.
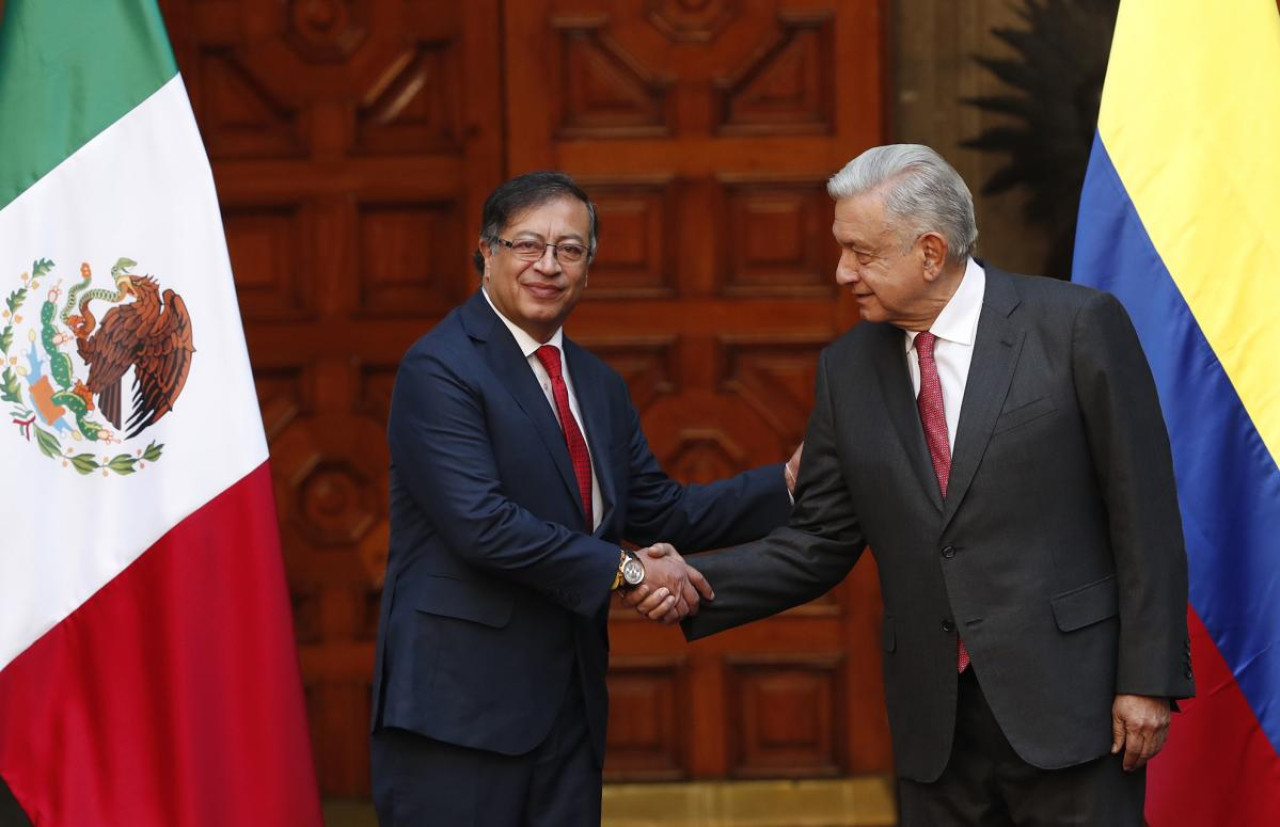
[0, 76, 267, 672]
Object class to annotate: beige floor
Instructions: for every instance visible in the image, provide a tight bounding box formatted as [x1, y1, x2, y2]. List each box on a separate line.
[323, 776, 898, 826]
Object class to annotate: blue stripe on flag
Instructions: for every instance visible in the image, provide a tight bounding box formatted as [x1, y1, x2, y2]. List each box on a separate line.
[1073, 133, 1280, 755]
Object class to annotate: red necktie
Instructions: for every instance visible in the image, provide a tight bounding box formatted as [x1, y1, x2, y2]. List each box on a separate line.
[534, 345, 593, 528]
[915, 332, 970, 673]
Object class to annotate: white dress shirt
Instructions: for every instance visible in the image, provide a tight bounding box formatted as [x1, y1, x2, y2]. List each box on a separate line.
[483, 289, 604, 530]
[903, 258, 987, 451]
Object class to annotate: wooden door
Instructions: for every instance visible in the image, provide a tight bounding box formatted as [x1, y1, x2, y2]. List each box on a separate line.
[151, 0, 889, 796]
[158, 0, 505, 795]
[499, 0, 892, 780]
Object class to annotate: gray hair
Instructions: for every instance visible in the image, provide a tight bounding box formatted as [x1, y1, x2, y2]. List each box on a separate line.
[826, 144, 977, 264]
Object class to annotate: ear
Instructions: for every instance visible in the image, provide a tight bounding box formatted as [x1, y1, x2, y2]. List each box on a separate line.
[919, 232, 949, 281]
[478, 237, 493, 275]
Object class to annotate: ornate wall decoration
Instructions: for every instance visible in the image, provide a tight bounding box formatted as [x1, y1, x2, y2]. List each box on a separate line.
[284, 0, 370, 63]
[646, 0, 740, 43]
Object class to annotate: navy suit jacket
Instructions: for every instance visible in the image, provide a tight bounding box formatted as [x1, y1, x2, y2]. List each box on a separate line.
[372, 289, 791, 765]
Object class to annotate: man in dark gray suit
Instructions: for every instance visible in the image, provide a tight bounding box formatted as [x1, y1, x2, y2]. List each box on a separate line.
[628, 145, 1194, 825]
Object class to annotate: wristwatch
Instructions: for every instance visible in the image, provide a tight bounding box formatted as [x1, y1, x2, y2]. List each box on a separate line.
[619, 550, 645, 589]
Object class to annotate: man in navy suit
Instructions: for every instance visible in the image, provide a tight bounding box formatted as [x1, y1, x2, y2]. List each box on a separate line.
[370, 171, 797, 825]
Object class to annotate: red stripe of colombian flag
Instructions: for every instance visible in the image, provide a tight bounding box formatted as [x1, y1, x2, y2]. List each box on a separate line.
[0, 0, 321, 823]
[1073, 1, 1280, 823]
[0, 465, 320, 825]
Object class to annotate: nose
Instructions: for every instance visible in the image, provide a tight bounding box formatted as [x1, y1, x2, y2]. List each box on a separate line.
[835, 251, 861, 286]
[533, 244, 563, 275]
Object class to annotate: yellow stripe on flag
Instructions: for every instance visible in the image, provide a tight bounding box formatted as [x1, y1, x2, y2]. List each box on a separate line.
[1098, 0, 1280, 466]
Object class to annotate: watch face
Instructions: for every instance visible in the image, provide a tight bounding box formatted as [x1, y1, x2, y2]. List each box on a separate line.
[622, 556, 645, 586]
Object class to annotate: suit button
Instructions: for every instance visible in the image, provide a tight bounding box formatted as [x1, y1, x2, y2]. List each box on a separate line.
[1185, 667, 1193, 679]
[941, 545, 956, 559]
[942, 619, 955, 633]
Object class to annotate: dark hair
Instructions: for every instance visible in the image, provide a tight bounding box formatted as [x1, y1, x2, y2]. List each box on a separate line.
[472, 171, 599, 274]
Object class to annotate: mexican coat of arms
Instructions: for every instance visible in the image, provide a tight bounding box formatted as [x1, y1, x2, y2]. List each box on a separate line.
[2, 258, 195, 476]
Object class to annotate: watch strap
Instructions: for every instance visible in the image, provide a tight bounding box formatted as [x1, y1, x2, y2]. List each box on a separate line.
[610, 549, 627, 591]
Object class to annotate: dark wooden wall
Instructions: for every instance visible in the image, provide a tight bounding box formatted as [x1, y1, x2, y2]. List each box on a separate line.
[154, 0, 890, 797]
[892, 0, 1054, 275]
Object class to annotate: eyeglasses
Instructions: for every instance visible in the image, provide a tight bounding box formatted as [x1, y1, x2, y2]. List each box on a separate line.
[492, 236, 589, 265]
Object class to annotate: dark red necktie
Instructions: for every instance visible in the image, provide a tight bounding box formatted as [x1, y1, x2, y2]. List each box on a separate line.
[534, 345, 593, 527]
[915, 332, 970, 673]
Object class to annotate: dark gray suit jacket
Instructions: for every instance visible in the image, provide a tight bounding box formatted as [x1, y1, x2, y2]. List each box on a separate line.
[684, 267, 1195, 782]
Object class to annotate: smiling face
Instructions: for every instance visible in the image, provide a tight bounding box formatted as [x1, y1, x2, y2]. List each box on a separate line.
[480, 196, 592, 343]
[832, 190, 951, 332]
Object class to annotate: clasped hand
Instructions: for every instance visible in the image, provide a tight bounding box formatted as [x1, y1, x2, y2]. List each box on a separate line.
[618, 543, 713, 625]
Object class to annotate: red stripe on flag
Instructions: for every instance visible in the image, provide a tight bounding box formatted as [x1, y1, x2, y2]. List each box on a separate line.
[0, 462, 321, 826]
[1147, 607, 1280, 826]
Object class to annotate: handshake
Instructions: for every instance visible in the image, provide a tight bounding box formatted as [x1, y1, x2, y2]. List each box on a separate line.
[618, 441, 800, 625]
[618, 543, 714, 626]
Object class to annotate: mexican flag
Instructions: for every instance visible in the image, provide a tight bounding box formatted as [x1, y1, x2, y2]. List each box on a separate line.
[0, 1, 322, 824]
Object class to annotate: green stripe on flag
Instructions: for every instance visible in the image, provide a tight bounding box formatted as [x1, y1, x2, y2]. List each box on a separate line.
[0, 0, 178, 211]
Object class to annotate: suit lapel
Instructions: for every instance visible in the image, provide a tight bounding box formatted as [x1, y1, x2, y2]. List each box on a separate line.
[871, 323, 944, 512]
[460, 291, 584, 520]
[565, 340, 617, 534]
[941, 268, 1024, 530]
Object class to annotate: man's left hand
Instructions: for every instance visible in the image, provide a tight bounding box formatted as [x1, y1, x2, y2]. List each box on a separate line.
[1111, 693, 1171, 771]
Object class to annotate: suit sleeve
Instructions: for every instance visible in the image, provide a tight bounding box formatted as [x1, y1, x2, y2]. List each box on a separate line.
[1072, 291, 1194, 699]
[388, 344, 619, 618]
[682, 348, 867, 640]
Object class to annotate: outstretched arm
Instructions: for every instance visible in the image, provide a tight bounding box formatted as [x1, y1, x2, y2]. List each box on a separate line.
[673, 349, 866, 637]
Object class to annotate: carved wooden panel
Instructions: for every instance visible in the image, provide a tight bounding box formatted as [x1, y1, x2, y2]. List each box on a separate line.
[195, 50, 306, 160]
[282, 0, 370, 64]
[507, 0, 889, 784]
[639, 387, 795, 485]
[253, 364, 308, 441]
[714, 11, 836, 136]
[305, 679, 373, 796]
[355, 360, 401, 429]
[270, 413, 388, 550]
[292, 581, 324, 646]
[646, 0, 742, 44]
[223, 202, 315, 321]
[716, 337, 823, 444]
[554, 21, 674, 139]
[716, 178, 838, 298]
[604, 657, 689, 780]
[727, 656, 845, 778]
[579, 179, 679, 298]
[576, 338, 679, 415]
[356, 200, 464, 317]
[156, 0, 887, 799]
[353, 41, 463, 156]
[160, 0, 505, 799]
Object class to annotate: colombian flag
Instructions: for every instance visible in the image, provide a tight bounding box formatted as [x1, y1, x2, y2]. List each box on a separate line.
[1073, 0, 1280, 823]
[0, 1, 322, 824]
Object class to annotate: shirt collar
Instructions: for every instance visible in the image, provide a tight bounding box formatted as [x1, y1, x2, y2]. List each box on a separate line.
[905, 257, 986, 351]
[482, 287, 564, 358]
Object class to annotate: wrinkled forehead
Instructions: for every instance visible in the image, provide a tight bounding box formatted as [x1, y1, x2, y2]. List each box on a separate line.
[832, 192, 896, 246]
